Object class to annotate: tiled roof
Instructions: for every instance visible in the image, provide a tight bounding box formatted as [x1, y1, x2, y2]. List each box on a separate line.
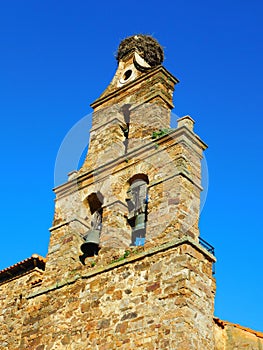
[0, 254, 46, 284]
[214, 317, 263, 338]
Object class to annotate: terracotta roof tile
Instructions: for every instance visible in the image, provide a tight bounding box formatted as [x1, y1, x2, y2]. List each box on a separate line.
[0, 254, 46, 284]
[214, 317, 263, 338]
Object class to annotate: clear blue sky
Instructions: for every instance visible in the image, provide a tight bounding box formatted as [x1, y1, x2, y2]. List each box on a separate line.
[0, 0, 262, 333]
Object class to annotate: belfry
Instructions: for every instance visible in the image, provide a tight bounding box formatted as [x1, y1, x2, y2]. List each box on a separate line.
[0, 35, 262, 350]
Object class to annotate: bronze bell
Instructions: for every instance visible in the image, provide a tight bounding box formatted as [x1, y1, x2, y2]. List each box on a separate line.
[80, 229, 100, 257]
[131, 213, 146, 246]
[134, 213, 146, 231]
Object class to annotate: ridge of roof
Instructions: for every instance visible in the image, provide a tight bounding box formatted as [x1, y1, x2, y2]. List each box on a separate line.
[214, 317, 263, 338]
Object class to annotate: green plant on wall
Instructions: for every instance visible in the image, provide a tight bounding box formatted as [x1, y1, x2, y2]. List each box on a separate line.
[111, 250, 131, 264]
[152, 129, 169, 139]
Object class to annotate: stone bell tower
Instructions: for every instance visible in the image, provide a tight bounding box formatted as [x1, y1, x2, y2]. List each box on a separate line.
[3, 34, 263, 350]
[39, 35, 216, 349]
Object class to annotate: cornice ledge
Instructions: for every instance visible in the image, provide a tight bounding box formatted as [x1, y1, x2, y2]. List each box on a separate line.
[27, 236, 215, 300]
[91, 66, 179, 109]
[53, 126, 207, 198]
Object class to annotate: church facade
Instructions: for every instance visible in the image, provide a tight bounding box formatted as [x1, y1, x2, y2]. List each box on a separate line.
[0, 35, 262, 350]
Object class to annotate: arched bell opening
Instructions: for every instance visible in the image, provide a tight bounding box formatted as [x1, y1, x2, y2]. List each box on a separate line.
[80, 192, 104, 264]
[126, 174, 149, 246]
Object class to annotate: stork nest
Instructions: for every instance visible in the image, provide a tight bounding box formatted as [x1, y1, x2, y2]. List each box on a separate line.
[116, 34, 164, 67]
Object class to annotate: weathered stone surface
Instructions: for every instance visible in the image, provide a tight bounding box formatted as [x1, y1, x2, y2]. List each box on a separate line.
[0, 240, 216, 349]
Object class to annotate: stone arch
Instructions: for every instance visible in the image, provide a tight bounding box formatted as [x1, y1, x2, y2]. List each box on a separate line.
[86, 191, 104, 214]
[128, 173, 149, 185]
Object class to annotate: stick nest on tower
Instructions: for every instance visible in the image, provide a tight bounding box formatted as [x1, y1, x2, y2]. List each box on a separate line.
[116, 34, 164, 67]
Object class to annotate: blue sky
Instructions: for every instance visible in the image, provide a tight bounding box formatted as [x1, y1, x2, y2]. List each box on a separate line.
[0, 0, 262, 333]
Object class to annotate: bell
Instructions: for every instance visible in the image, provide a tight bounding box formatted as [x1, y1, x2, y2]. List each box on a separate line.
[134, 213, 146, 231]
[80, 229, 100, 256]
[131, 213, 146, 246]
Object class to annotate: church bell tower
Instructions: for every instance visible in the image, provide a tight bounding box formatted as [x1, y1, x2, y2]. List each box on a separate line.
[44, 34, 216, 349]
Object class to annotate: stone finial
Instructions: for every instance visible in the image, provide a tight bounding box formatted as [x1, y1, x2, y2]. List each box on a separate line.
[68, 170, 78, 181]
[177, 115, 195, 131]
[116, 34, 164, 67]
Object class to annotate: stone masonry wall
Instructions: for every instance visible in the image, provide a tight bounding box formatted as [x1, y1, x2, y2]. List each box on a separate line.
[0, 239, 215, 350]
[45, 118, 206, 284]
[0, 268, 44, 350]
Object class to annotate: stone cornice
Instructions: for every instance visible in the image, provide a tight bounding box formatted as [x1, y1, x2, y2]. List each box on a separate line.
[54, 126, 207, 199]
[49, 216, 90, 232]
[27, 236, 215, 300]
[90, 65, 179, 110]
